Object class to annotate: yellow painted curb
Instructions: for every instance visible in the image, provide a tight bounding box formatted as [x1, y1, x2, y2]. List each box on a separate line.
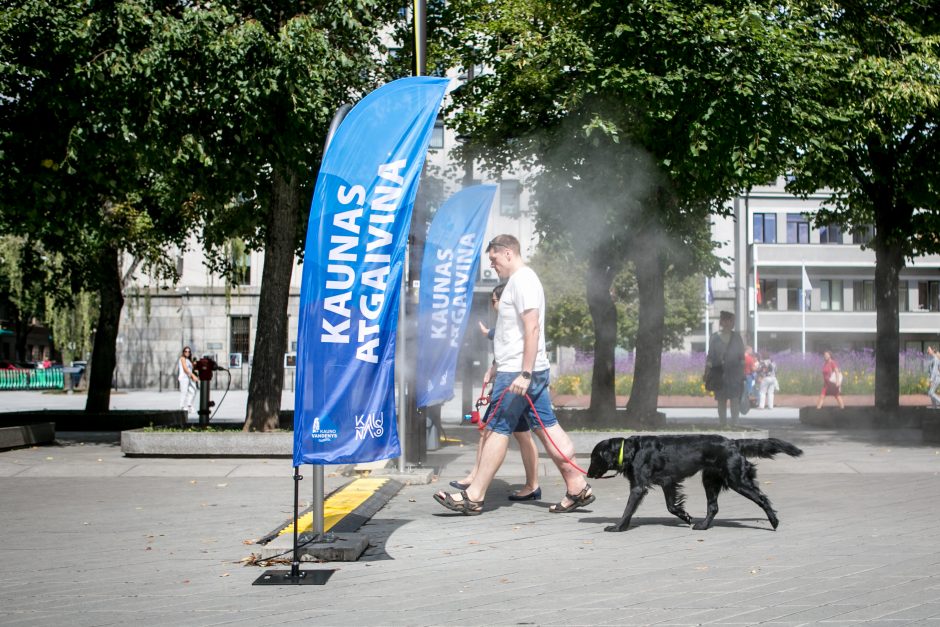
[278, 477, 389, 535]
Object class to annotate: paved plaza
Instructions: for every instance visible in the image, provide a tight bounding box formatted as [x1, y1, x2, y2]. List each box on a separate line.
[1, 390, 939, 625]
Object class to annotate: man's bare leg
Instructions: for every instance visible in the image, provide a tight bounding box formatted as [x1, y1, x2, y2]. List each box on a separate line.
[437, 431, 509, 505]
[512, 431, 540, 496]
[534, 424, 589, 506]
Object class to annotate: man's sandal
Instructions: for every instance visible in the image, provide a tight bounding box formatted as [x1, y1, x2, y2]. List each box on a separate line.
[549, 484, 596, 513]
[433, 490, 484, 515]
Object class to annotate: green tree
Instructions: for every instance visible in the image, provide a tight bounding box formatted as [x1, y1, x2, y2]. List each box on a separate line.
[532, 246, 706, 354]
[785, 3, 940, 420]
[157, 1, 405, 431]
[0, 236, 48, 361]
[440, 0, 800, 421]
[0, 2, 195, 410]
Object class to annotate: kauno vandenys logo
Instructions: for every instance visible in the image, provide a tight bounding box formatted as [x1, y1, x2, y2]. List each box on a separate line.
[310, 417, 338, 443]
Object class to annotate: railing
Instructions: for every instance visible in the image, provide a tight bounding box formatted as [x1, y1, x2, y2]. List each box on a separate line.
[0, 368, 64, 390]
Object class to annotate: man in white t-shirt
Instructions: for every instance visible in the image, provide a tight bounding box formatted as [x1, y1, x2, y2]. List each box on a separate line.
[434, 234, 595, 515]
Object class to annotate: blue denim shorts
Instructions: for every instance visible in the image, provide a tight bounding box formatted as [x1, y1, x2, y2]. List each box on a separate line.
[486, 370, 558, 436]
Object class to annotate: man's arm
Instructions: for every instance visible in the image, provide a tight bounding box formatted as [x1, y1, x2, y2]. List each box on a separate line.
[510, 308, 540, 395]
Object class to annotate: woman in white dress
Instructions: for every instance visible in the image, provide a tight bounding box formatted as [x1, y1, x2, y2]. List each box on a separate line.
[178, 346, 198, 413]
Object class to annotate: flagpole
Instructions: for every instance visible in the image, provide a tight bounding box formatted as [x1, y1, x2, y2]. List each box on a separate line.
[704, 277, 710, 355]
[801, 263, 807, 356]
[753, 246, 759, 353]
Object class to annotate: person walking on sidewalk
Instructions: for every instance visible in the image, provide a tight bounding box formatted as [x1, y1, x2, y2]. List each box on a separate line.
[434, 234, 594, 515]
[926, 346, 940, 408]
[816, 351, 845, 409]
[178, 346, 198, 414]
[453, 282, 541, 502]
[705, 311, 746, 427]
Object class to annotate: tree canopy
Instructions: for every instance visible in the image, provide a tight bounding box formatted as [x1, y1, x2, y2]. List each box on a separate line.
[438, 0, 804, 420]
[784, 1, 940, 415]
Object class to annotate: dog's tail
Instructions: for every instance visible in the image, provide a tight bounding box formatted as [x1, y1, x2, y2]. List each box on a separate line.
[735, 438, 803, 459]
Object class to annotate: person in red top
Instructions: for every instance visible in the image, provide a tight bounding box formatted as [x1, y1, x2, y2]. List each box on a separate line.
[816, 351, 845, 409]
[744, 345, 757, 402]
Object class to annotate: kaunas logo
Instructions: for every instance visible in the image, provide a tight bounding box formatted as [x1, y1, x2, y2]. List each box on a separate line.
[355, 412, 385, 440]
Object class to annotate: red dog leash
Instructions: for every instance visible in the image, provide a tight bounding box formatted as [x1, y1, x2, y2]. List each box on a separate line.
[476, 382, 588, 475]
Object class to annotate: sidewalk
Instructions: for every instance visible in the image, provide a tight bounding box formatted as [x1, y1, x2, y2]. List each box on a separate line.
[1, 391, 940, 625]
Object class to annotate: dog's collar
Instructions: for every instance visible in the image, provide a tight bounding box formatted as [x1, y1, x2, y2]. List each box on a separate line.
[617, 439, 624, 467]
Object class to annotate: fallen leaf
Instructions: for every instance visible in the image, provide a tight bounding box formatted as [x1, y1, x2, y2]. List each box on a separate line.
[96, 458, 102, 462]
[500, 578, 511, 584]
[468, 540, 479, 545]
[45, 457, 54, 461]
[220, 573, 230, 577]
[190, 480, 197, 485]
[243, 539, 256, 545]
[216, 483, 228, 488]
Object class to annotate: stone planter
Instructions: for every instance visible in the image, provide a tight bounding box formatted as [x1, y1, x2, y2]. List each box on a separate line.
[121, 428, 292, 457]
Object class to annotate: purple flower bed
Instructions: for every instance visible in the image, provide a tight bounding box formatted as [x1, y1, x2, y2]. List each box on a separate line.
[553, 348, 929, 396]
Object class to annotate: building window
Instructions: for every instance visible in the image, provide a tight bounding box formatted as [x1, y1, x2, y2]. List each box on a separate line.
[820, 279, 843, 311]
[500, 179, 521, 217]
[853, 225, 875, 245]
[230, 316, 250, 360]
[918, 281, 940, 312]
[786, 214, 809, 243]
[758, 279, 777, 310]
[753, 213, 776, 243]
[430, 119, 444, 150]
[785, 285, 800, 311]
[819, 223, 843, 244]
[900, 281, 909, 312]
[853, 280, 875, 311]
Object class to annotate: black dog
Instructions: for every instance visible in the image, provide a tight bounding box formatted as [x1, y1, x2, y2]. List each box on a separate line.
[587, 435, 802, 532]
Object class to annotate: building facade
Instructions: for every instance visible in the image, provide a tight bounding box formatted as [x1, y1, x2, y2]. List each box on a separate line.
[700, 180, 940, 357]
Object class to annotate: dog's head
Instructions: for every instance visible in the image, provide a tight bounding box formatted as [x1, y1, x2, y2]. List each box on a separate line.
[587, 437, 629, 479]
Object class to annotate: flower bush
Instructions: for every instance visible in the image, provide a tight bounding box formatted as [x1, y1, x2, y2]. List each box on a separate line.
[553, 348, 931, 396]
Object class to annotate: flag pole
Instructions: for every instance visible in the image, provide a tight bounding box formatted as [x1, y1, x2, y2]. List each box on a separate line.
[753, 246, 759, 353]
[704, 277, 710, 355]
[801, 263, 807, 357]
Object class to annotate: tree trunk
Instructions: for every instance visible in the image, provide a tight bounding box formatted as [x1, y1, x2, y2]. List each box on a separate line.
[626, 242, 666, 425]
[243, 167, 300, 432]
[586, 249, 618, 419]
[85, 245, 123, 413]
[873, 237, 904, 419]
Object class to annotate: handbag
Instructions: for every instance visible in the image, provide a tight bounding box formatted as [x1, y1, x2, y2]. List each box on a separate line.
[739, 386, 751, 415]
[704, 363, 723, 392]
[829, 369, 843, 387]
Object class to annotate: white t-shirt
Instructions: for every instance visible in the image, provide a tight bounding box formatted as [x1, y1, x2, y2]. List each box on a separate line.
[493, 265, 550, 373]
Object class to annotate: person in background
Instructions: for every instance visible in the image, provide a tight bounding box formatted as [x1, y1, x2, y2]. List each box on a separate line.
[744, 345, 757, 403]
[816, 351, 845, 409]
[757, 353, 779, 410]
[705, 311, 746, 427]
[178, 346, 198, 414]
[456, 282, 541, 501]
[926, 346, 940, 409]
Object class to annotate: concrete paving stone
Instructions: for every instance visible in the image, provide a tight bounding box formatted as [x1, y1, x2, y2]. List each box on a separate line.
[878, 602, 940, 621]
[119, 462, 240, 477]
[715, 603, 861, 624]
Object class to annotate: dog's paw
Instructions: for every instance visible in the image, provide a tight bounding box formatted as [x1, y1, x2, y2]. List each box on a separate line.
[692, 521, 710, 530]
[604, 525, 627, 532]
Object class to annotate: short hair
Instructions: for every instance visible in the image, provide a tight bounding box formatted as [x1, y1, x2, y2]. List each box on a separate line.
[486, 234, 521, 256]
[719, 310, 734, 321]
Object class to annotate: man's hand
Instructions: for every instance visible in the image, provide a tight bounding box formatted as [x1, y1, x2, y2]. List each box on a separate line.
[482, 365, 496, 388]
[510, 374, 530, 396]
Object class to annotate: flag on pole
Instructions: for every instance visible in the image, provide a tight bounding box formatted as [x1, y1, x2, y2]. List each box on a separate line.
[801, 266, 813, 312]
[293, 76, 449, 466]
[755, 270, 762, 306]
[705, 277, 714, 305]
[415, 185, 495, 408]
